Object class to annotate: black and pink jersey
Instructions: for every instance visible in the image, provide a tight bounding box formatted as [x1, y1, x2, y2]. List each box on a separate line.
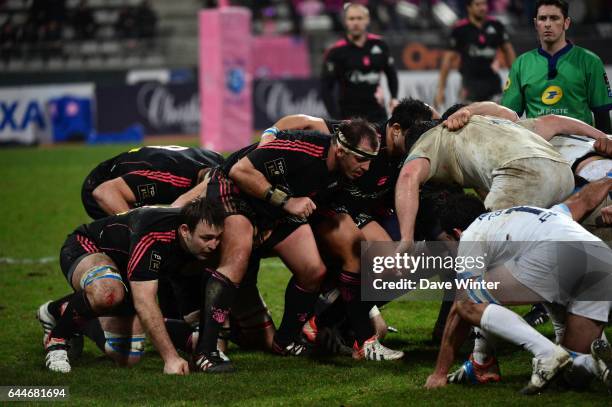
[449, 17, 509, 79]
[222, 130, 339, 221]
[72, 206, 197, 282]
[324, 119, 401, 212]
[321, 33, 398, 122]
[82, 146, 224, 219]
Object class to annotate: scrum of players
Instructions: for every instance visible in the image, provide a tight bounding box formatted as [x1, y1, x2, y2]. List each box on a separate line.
[35, 97, 612, 395]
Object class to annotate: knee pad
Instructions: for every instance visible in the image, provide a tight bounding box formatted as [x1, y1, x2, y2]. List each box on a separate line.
[104, 331, 146, 361]
[80, 265, 127, 292]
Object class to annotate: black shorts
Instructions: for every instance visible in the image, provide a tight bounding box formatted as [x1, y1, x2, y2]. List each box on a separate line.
[81, 158, 115, 219]
[59, 232, 135, 316]
[462, 75, 502, 102]
[59, 232, 102, 285]
[206, 167, 306, 249]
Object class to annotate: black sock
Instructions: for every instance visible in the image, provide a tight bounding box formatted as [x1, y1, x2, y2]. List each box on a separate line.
[194, 270, 237, 355]
[275, 277, 318, 345]
[316, 296, 346, 329]
[165, 319, 194, 353]
[48, 293, 73, 320]
[82, 319, 106, 351]
[49, 291, 96, 341]
[339, 271, 374, 344]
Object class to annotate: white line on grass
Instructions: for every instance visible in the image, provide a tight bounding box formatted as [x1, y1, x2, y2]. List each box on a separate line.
[0, 256, 57, 265]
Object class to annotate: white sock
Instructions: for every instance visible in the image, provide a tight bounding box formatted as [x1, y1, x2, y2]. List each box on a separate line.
[543, 303, 566, 344]
[572, 353, 599, 377]
[472, 327, 496, 364]
[480, 304, 556, 360]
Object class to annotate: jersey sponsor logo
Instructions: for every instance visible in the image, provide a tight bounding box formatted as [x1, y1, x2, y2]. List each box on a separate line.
[371, 45, 382, 55]
[541, 86, 563, 105]
[137, 183, 157, 201]
[604, 72, 612, 98]
[264, 158, 287, 179]
[149, 251, 161, 272]
[467, 44, 496, 58]
[348, 71, 381, 85]
[537, 107, 569, 116]
[503, 78, 511, 92]
[485, 26, 497, 35]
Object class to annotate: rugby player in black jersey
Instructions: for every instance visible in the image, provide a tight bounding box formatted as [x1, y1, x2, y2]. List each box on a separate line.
[192, 121, 379, 371]
[36, 198, 224, 374]
[435, 0, 515, 109]
[264, 99, 439, 359]
[321, 2, 399, 122]
[81, 145, 224, 219]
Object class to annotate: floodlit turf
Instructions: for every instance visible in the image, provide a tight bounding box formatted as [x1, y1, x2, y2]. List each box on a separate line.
[0, 144, 610, 406]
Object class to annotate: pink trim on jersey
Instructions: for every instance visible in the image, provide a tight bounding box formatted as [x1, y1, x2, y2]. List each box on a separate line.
[324, 38, 348, 59]
[486, 16, 498, 22]
[77, 235, 99, 254]
[126, 170, 192, 188]
[257, 139, 325, 158]
[366, 33, 381, 40]
[127, 231, 176, 279]
[454, 18, 470, 27]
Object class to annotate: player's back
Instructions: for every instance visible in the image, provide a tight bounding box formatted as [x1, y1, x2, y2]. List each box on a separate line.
[412, 115, 565, 190]
[75, 206, 183, 272]
[463, 205, 600, 244]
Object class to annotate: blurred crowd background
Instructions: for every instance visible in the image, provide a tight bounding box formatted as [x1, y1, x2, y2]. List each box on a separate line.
[2, 0, 611, 71]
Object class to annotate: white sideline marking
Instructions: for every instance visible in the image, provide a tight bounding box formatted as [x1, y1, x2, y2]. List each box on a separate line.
[0, 256, 57, 265]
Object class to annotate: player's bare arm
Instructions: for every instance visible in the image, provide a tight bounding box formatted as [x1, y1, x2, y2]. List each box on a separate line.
[533, 114, 609, 141]
[130, 280, 189, 375]
[444, 102, 519, 131]
[425, 302, 472, 389]
[92, 178, 136, 215]
[395, 158, 430, 243]
[435, 51, 459, 109]
[229, 156, 316, 218]
[561, 177, 612, 222]
[273, 114, 329, 133]
[500, 41, 516, 67]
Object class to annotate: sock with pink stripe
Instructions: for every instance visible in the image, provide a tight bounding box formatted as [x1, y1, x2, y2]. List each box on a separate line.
[274, 277, 318, 345]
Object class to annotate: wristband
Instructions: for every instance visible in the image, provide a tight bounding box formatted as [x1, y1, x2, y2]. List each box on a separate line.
[265, 187, 289, 207]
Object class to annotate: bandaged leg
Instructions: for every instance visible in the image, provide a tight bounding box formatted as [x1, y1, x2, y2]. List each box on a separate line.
[98, 316, 146, 367]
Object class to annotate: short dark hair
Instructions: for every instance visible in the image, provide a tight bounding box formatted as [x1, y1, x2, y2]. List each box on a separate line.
[334, 118, 379, 152]
[438, 193, 486, 234]
[536, 0, 569, 19]
[180, 197, 225, 231]
[404, 119, 441, 153]
[389, 98, 433, 132]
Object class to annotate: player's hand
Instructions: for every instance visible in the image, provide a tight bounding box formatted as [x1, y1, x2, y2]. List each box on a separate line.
[424, 373, 448, 389]
[594, 136, 612, 157]
[601, 206, 612, 225]
[163, 356, 190, 375]
[389, 98, 399, 112]
[283, 197, 317, 218]
[443, 107, 471, 131]
[434, 89, 445, 110]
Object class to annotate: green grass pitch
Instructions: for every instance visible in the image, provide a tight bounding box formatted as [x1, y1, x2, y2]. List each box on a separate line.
[0, 144, 610, 406]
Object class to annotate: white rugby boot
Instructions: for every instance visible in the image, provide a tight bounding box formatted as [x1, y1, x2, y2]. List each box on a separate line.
[352, 335, 404, 361]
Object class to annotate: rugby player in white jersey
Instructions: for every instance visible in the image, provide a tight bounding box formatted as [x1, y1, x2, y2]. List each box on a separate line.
[423, 179, 612, 394]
